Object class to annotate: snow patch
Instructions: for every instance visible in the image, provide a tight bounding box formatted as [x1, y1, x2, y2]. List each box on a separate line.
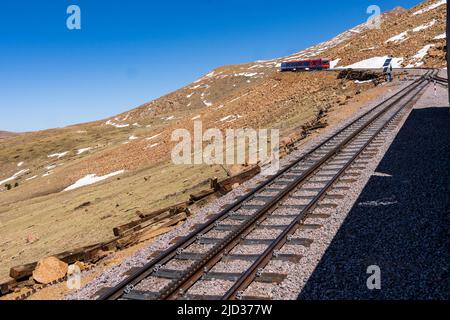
[229, 93, 249, 104]
[17, 162, 24, 167]
[147, 143, 159, 149]
[342, 56, 404, 69]
[128, 135, 139, 140]
[145, 133, 162, 141]
[233, 72, 259, 77]
[0, 169, 29, 185]
[405, 45, 435, 68]
[434, 32, 446, 39]
[413, 0, 446, 15]
[105, 120, 129, 128]
[77, 147, 92, 155]
[355, 80, 374, 84]
[413, 44, 434, 60]
[26, 175, 38, 181]
[220, 115, 242, 123]
[412, 19, 436, 32]
[63, 170, 125, 192]
[191, 115, 201, 120]
[48, 152, 69, 159]
[248, 64, 265, 70]
[330, 58, 341, 68]
[194, 71, 221, 83]
[386, 31, 408, 43]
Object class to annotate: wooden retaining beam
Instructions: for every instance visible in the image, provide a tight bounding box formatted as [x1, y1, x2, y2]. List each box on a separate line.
[2, 164, 262, 297]
[116, 212, 188, 249]
[189, 189, 216, 202]
[211, 165, 261, 193]
[114, 202, 190, 237]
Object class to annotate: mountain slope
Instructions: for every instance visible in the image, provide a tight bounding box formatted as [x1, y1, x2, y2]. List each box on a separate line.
[106, 0, 446, 124]
[0, 131, 17, 140]
[0, 0, 446, 217]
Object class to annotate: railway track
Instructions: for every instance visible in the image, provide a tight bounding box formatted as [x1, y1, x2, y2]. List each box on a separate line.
[97, 69, 437, 301]
[432, 75, 448, 86]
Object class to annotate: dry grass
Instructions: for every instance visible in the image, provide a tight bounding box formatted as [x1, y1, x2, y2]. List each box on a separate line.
[0, 158, 227, 283]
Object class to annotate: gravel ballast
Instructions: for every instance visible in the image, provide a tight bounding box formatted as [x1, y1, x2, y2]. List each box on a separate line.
[298, 75, 449, 300]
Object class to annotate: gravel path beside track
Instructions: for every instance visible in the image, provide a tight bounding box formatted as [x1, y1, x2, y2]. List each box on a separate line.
[298, 78, 449, 300]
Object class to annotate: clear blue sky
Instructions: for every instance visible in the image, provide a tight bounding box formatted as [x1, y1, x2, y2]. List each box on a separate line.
[0, 0, 421, 132]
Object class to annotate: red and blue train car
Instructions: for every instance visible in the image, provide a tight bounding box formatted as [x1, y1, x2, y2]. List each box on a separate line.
[280, 59, 331, 72]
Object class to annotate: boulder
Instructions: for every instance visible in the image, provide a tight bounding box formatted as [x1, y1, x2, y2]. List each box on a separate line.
[26, 233, 39, 244]
[280, 137, 293, 147]
[32, 257, 68, 284]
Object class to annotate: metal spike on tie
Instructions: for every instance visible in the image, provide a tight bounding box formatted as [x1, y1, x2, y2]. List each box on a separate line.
[256, 268, 263, 277]
[153, 264, 162, 273]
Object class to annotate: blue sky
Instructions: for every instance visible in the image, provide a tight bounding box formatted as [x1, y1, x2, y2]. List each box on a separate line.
[0, 0, 421, 132]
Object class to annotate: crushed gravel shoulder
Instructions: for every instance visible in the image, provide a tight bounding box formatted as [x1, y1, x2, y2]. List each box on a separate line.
[298, 76, 450, 300]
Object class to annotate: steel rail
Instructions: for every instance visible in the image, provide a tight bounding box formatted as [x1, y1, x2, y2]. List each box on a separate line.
[432, 76, 448, 86]
[158, 70, 433, 300]
[222, 72, 434, 300]
[434, 75, 448, 82]
[97, 70, 430, 300]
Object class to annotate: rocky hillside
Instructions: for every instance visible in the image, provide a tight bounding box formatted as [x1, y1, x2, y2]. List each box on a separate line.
[1, 0, 446, 199]
[0, 0, 446, 196]
[111, 0, 446, 120]
[0, 131, 16, 140]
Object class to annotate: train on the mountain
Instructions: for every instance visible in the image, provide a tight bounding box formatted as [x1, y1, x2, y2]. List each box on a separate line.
[280, 58, 331, 72]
